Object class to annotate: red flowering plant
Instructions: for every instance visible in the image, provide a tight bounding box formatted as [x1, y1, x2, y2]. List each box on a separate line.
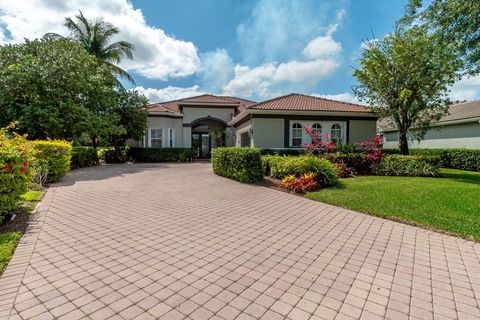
[357, 134, 383, 163]
[281, 173, 318, 193]
[304, 126, 335, 156]
[0, 124, 35, 221]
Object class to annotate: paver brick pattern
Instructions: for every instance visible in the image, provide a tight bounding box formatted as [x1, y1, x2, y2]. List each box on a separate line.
[1, 163, 480, 319]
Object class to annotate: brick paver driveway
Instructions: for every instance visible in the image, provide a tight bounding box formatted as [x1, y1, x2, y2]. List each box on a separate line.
[1, 163, 480, 320]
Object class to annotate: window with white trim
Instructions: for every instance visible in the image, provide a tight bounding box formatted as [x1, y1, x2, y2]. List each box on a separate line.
[312, 123, 322, 137]
[150, 128, 163, 148]
[168, 128, 174, 148]
[291, 122, 303, 147]
[330, 123, 342, 142]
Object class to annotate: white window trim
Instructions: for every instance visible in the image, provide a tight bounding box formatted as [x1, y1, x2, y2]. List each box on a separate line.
[290, 122, 303, 147]
[149, 128, 164, 148]
[168, 128, 175, 148]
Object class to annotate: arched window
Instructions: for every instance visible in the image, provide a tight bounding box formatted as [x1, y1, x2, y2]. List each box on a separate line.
[312, 123, 322, 138]
[291, 122, 302, 147]
[330, 123, 342, 142]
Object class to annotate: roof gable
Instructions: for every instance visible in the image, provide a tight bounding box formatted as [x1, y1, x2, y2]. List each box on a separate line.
[147, 94, 257, 114]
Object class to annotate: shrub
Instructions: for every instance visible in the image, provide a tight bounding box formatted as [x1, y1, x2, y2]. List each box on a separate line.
[268, 156, 338, 186]
[323, 152, 373, 174]
[333, 163, 355, 178]
[128, 147, 196, 162]
[103, 147, 129, 164]
[281, 173, 318, 193]
[32, 140, 72, 183]
[375, 155, 440, 177]
[382, 148, 480, 172]
[0, 126, 35, 221]
[211, 147, 263, 183]
[71, 147, 97, 169]
[260, 148, 303, 156]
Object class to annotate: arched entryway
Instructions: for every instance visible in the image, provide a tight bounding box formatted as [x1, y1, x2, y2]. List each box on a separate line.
[191, 117, 227, 158]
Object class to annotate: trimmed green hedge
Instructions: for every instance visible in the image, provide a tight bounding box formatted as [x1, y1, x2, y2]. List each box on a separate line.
[383, 148, 480, 172]
[211, 147, 263, 183]
[375, 155, 440, 177]
[71, 147, 97, 169]
[128, 147, 195, 162]
[266, 155, 339, 186]
[33, 140, 72, 183]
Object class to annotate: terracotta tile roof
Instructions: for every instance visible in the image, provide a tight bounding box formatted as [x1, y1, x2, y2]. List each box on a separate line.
[247, 93, 373, 113]
[147, 94, 257, 114]
[378, 100, 480, 131]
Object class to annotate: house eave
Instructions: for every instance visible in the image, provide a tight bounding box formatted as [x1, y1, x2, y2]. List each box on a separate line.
[379, 116, 480, 133]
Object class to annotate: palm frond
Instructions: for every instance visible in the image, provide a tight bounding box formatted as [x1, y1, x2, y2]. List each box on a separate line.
[107, 62, 136, 85]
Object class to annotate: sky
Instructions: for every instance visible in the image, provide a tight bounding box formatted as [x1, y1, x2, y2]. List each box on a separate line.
[0, 0, 478, 103]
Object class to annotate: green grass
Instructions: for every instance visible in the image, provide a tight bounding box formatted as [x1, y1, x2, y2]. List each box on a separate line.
[0, 231, 22, 273]
[21, 190, 43, 202]
[306, 169, 480, 240]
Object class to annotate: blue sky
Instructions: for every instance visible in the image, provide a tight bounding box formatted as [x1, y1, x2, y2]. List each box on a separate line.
[0, 0, 478, 103]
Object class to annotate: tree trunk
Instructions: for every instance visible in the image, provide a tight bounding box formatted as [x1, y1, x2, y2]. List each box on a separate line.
[91, 137, 99, 164]
[398, 130, 409, 155]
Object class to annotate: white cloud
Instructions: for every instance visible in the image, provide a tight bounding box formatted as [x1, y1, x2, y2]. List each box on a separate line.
[274, 59, 340, 82]
[135, 85, 204, 103]
[0, 0, 199, 80]
[236, 0, 345, 65]
[450, 76, 480, 101]
[313, 92, 362, 104]
[303, 35, 342, 59]
[199, 49, 234, 92]
[222, 58, 340, 98]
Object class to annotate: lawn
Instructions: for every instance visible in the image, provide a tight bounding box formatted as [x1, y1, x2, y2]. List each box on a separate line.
[306, 169, 480, 240]
[0, 232, 22, 272]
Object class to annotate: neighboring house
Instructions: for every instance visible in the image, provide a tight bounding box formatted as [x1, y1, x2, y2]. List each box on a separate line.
[378, 100, 480, 149]
[130, 93, 379, 157]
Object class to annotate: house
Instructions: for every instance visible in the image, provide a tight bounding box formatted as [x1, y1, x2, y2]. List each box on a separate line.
[378, 100, 480, 149]
[130, 93, 380, 157]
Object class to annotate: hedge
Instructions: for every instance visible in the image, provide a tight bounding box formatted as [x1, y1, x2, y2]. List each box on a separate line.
[383, 148, 480, 172]
[211, 147, 263, 183]
[71, 147, 97, 169]
[375, 155, 440, 177]
[0, 127, 35, 220]
[33, 140, 72, 183]
[266, 155, 339, 186]
[128, 147, 196, 162]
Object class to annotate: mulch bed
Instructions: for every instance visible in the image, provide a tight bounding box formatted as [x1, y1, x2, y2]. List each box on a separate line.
[0, 206, 33, 234]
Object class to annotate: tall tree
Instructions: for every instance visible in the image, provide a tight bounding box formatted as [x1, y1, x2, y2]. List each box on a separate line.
[45, 11, 135, 87]
[404, 0, 480, 75]
[0, 38, 117, 140]
[353, 25, 461, 154]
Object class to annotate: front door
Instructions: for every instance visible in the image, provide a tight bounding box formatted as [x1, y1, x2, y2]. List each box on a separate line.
[192, 133, 211, 158]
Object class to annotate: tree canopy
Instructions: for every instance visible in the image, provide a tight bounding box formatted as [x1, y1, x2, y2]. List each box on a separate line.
[404, 0, 480, 75]
[0, 38, 117, 140]
[45, 10, 135, 87]
[0, 37, 147, 151]
[353, 25, 461, 154]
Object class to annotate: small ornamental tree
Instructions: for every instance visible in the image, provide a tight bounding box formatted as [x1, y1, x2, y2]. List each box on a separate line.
[353, 25, 461, 155]
[357, 134, 383, 163]
[0, 124, 35, 220]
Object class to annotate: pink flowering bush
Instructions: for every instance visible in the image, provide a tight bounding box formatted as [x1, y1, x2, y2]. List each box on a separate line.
[304, 126, 335, 155]
[357, 134, 383, 164]
[0, 124, 34, 221]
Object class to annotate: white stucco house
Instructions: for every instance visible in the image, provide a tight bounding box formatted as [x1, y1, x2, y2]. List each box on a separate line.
[379, 100, 480, 149]
[130, 93, 380, 158]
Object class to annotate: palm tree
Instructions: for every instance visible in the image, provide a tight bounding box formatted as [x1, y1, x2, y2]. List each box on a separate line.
[45, 11, 135, 86]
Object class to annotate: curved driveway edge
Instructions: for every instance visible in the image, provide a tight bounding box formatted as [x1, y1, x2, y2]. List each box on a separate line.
[1, 163, 480, 320]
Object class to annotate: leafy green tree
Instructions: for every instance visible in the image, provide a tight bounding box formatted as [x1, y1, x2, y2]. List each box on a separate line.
[353, 26, 461, 154]
[404, 0, 480, 75]
[0, 38, 117, 140]
[45, 11, 135, 86]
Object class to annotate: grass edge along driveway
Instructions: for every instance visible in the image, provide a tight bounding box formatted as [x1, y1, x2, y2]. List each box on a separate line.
[306, 168, 480, 241]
